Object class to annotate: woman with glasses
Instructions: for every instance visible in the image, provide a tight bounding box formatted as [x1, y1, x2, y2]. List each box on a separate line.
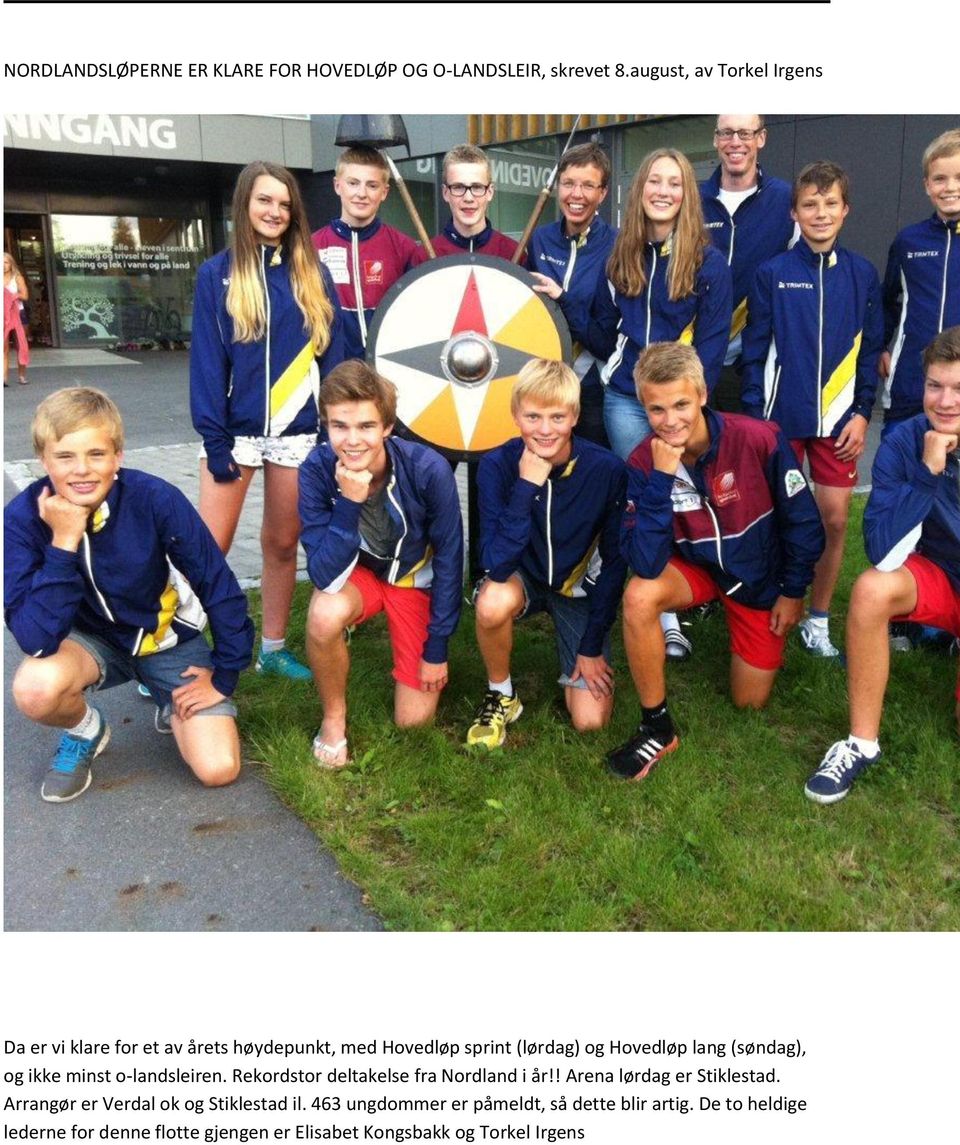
[190, 160, 344, 680]
[584, 148, 733, 660]
[528, 142, 616, 447]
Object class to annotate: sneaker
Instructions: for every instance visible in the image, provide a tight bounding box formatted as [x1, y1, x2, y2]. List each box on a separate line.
[606, 725, 679, 780]
[798, 618, 840, 658]
[804, 739, 879, 804]
[888, 622, 913, 653]
[41, 713, 111, 803]
[255, 648, 312, 680]
[155, 705, 173, 735]
[465, 690, 523, 748]
[663, 626, 692, 661]
[137, 682, 153, 699]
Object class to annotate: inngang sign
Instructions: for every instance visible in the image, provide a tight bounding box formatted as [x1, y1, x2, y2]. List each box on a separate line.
[3, 114, 177, 150]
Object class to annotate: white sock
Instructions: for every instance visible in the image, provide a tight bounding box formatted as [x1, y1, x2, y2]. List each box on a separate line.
[261, 637, 285, 654]
[806, 613, 830, 633]
[660, 612, 679, 633]
[489, 677, 513, 697]
[849, 735, 880, 759]
[68, 705, 101, 740]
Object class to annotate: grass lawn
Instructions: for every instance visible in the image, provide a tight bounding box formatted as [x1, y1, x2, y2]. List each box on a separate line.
[239, 497, 960, 932]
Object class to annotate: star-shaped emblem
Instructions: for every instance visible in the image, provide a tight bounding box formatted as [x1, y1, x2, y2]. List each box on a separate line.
[369, 258, 568, 455]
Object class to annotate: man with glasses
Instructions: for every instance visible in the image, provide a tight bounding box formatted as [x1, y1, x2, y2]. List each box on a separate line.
[700, 115, 794, 412]
[804, 327, 960, 804]
[528, 141, 617, 446]
[431, 144, 519, 259]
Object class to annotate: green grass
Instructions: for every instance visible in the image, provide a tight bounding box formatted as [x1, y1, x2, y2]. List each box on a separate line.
[239, 497, 960, 931]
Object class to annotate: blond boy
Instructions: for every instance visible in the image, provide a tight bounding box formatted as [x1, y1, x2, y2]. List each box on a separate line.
[467, 359, 626, 748]
[4, 388, 253, 802]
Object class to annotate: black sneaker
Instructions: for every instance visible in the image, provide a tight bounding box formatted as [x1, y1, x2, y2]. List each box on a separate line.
[606, 725, 680, 780]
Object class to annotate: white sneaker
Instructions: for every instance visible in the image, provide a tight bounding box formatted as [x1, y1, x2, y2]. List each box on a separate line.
[798, 618, 840, 658]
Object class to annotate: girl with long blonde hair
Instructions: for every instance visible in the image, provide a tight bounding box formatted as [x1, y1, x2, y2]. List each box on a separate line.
[191, 161, 344, 679]
[585, 147, 732, 460]
[584, 149, 732, 660]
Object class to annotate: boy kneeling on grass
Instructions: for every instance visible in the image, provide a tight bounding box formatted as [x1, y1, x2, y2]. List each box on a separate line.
[608, 343, 825, 780]
[299, 361, 463, 769]
[467, 358, 627, 748]
[4, 388, 254, 803]
[805, 327, 960, 804]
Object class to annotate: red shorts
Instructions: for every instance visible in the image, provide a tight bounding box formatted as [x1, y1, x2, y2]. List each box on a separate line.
[349, 565, 436, 691]
[790, 436, 858, 488]
[894, 554, 960, 700]
[670, 557, 785, 671]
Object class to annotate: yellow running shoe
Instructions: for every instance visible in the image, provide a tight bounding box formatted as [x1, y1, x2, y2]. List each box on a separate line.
[466, 689, 523, 748]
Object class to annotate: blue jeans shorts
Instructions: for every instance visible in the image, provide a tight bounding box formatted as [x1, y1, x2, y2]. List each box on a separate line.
[602, 385, 652, 461]
[512, 571, 611, 691]
[69, 629, 237, 719]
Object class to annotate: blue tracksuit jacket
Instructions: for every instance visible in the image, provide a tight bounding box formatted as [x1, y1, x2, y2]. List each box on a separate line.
[881, 214, 960, 421]
[477, 435, 628, 657]
[190, 245, 345, 478]
[700, 164, 794, 361]
[741, 238, 884, 438]
[527, 215, 617, 387]
[865, 414, 960, 594]
[298, 436, 463, 664]
[4, 470, 254, 697]
[584, 238, 733, 398]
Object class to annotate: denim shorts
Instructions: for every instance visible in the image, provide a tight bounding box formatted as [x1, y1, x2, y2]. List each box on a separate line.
[513, 571, 611, 691]
[69, 629, 237, 719]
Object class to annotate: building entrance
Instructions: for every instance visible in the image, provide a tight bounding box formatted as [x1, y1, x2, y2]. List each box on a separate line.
[4, 213, 54, 347]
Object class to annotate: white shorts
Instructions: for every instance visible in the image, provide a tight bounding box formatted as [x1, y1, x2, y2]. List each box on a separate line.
[199, 433, 317, 469]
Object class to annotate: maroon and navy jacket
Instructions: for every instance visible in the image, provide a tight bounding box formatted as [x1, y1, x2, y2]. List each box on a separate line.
[312, 218, 426, 360]
[621, 409, 825, 609]
[431, 220, 519, 260]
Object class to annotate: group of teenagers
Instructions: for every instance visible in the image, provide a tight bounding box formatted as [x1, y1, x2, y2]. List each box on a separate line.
[4, 115, 958, 811]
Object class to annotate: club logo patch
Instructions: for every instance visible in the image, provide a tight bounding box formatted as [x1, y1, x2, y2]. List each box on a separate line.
[784, 468, 807, 498]
[364, 259, 384, 285]
[712, 470, 740, 506]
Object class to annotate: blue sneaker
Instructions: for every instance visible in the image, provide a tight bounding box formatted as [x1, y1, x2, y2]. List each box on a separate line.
[804, 739, 879, 805]
[41, 712, 111, 803]
[255, 648, 312, 681]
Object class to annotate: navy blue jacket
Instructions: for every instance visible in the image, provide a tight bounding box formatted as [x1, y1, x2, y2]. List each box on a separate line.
[700, 164, 794, 360]
[622, 410, 824, 609]
[584, 239, 733, 397]
[527, 215, 617, 387]
[865, 414, 960, 594]
[741, 238, 884, 438]
[881, 214, 960, 421]
[4, 470, 254, 697]
[298, 437, 463, 663]
[478, 435, 628, 657]
[190, 245, 345, 479]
